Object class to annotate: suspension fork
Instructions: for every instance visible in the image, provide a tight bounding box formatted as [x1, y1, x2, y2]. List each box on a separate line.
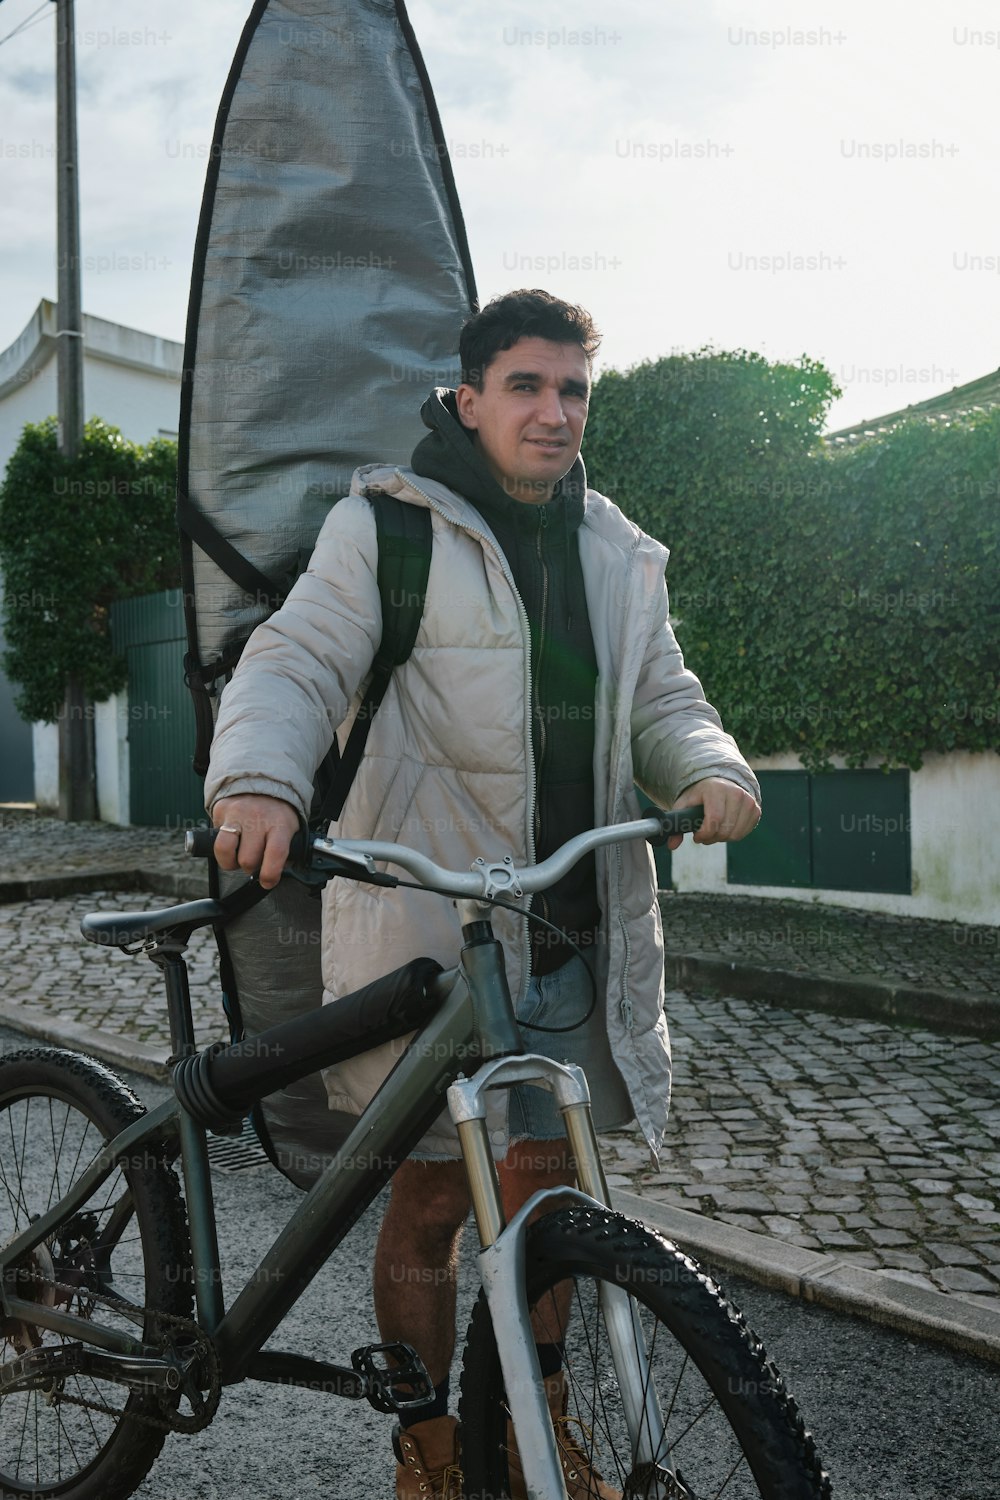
[449, 1056, 668, 1495]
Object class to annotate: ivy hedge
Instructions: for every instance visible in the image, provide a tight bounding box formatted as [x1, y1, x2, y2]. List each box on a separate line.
[0, 417, 179, 723]
[585, 350, 999, 771]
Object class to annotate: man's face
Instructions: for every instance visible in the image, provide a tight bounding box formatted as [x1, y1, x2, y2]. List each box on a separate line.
[455, 336, 591, 504]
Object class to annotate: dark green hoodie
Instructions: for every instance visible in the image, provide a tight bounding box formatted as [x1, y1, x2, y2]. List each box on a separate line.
[411, 389, 601, 976]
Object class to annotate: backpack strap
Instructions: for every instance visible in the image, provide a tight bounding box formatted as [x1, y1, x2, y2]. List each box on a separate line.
[179, 490, 292, 775]
[310, 493, 432, 829]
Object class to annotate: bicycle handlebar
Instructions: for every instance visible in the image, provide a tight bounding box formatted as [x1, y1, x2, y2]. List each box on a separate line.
[186, 806, 703, 903]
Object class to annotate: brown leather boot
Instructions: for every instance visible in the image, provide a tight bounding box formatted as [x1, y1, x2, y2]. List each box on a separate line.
[393, 1415, 463, 1499]
[506, 1370, 622, 1499]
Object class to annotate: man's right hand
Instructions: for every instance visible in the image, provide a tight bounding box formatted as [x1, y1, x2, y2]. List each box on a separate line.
[211, 794, 301, 890]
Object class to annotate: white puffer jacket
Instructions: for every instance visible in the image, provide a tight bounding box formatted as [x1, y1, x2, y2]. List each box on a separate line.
[205, 463, 760, 1156]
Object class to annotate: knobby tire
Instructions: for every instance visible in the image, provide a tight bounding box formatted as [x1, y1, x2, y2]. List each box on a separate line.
[459, 1205, 831, 1500]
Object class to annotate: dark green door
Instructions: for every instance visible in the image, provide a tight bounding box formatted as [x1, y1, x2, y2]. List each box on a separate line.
[727, 768, 911, 894]
[110, 592, 205, 829]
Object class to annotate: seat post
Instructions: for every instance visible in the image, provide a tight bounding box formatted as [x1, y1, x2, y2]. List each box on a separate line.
[149, 938, 198, 1058]
[151, 935, 227, 1331]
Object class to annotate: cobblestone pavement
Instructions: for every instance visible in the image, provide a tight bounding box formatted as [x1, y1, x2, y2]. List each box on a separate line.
[659, 891, 999, 998]
[2, 808, 194, 883]
[2, 809, 999, 1324]
[2, 889, 226, 1051]
[602, 994, 1000, 1313]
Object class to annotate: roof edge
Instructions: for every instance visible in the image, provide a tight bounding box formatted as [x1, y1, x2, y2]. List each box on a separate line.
[0, 298, 183, 402]
[825, 365, 1000, 444]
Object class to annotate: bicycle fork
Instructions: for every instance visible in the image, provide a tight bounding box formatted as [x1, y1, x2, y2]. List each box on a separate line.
[448, 1055, 669, 1500]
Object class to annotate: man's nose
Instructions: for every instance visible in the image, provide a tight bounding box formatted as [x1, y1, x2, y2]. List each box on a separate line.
[536, 388, 567, 425]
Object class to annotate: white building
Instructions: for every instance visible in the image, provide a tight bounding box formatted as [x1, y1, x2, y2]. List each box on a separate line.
[0, 299, 183, 808]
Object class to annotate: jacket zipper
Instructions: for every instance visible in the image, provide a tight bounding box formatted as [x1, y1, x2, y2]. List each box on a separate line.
[395, 472, 537, 997]
[615, 842, 633, 1029]
[533, 505, 551, 930]
[610, 535, 642, 1030]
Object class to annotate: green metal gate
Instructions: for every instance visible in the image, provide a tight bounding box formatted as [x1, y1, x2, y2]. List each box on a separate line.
[110, 591, 205, 829]
[728, 768, 911, 894]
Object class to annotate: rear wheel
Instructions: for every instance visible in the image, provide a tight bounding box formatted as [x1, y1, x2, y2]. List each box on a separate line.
[0, 1048, 192, 1500]
[459, 1205, 830, 1499]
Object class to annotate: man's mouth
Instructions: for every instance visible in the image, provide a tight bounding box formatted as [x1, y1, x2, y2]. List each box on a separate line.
[526, 439, 567, 451]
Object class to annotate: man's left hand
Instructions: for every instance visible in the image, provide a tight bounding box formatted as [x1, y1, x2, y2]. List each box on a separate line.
[666, 777, 761, 851]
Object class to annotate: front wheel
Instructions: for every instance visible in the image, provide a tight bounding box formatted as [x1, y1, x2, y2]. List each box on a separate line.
[459, 1205, 830, 1499]
[0, 1048, 193, 1500]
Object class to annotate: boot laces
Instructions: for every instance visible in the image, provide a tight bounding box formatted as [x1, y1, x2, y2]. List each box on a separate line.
[437, 1462, 464, 1500]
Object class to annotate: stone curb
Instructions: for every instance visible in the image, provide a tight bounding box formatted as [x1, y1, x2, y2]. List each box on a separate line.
[0, 868, 208, 906]
[0, 1000, 170, 1080]
[663, 954, 1000, 1038]
[611, 1187, 1000, 1367]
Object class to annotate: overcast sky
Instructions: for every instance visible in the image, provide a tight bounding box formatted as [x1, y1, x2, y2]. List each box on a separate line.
[2, 0, 999, 432]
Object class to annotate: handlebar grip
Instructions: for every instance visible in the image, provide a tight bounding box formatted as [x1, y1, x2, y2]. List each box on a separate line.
[647, 804, 704, 844]
[185, 827, 217, 859]
[184, 826, 310, 864]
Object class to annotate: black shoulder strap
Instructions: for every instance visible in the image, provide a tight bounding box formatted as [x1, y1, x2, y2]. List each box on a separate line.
[177, 490, 286, 611]
[179, 490, 291, 775]
[311, 494, 432, 829]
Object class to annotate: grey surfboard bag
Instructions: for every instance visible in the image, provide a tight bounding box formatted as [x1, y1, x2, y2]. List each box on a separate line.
[176, 0, 476, 1186]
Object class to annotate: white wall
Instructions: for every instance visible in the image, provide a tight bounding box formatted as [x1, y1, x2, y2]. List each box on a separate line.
[0, 361, 60, 475]
[25, 695, 130, 823]
[32, 723, 58, 812]
[670, 750, 1000, 924]
[95, 693, 130, 826]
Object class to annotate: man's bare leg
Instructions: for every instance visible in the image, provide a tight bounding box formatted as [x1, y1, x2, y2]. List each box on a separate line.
[374, 1159, 472, 1385]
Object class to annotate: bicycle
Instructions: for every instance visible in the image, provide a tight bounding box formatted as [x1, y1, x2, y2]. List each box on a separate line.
[0, 807, 832, 1500]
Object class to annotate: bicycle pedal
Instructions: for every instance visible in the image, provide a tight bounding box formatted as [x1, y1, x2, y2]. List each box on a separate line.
[350, 1341, 434, 1414]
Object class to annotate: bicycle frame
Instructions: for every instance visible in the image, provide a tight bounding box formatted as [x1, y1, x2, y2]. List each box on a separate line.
[1, 947, 481, 1371]
[2, 844, 686, 1498]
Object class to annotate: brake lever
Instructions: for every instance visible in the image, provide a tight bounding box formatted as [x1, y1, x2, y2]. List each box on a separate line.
[286, 841, 399, 891]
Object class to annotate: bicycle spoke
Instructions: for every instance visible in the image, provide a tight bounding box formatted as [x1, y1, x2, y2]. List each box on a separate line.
[714, 1447, 751, 1498]
[2, 1102, 30, 1224]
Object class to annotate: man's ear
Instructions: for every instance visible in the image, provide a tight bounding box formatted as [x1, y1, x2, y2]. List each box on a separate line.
[455, 383, 478, 431]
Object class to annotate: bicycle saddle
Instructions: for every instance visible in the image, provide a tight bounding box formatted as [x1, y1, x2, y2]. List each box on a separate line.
[80, 898, 225, 947]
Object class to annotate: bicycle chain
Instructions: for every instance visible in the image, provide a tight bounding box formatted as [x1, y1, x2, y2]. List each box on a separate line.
[11, 1267, 221, 1434]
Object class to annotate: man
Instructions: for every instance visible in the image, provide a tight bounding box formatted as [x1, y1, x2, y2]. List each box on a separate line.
[206, 289, 760, 1497]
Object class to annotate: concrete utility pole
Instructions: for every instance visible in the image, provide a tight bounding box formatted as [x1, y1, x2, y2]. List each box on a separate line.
[53, 0, 95, 819]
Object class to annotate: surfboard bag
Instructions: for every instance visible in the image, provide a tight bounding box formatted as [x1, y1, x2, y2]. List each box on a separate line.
[176, 0, 476, 1185]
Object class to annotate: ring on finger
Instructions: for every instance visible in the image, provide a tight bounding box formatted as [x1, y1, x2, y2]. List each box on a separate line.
[218, 823, 242, 836]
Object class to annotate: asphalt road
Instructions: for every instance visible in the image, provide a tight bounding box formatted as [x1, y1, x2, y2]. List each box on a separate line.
[3, 1031, 999, 1500]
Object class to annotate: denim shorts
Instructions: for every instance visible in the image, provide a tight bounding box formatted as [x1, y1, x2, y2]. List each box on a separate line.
[506, 952, 633, 1143]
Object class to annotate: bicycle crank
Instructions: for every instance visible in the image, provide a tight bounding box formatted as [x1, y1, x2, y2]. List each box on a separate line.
[0, 1341, 184, 1400]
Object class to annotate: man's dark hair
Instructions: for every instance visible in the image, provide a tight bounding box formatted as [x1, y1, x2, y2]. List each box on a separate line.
[459, 289, 601, 390]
